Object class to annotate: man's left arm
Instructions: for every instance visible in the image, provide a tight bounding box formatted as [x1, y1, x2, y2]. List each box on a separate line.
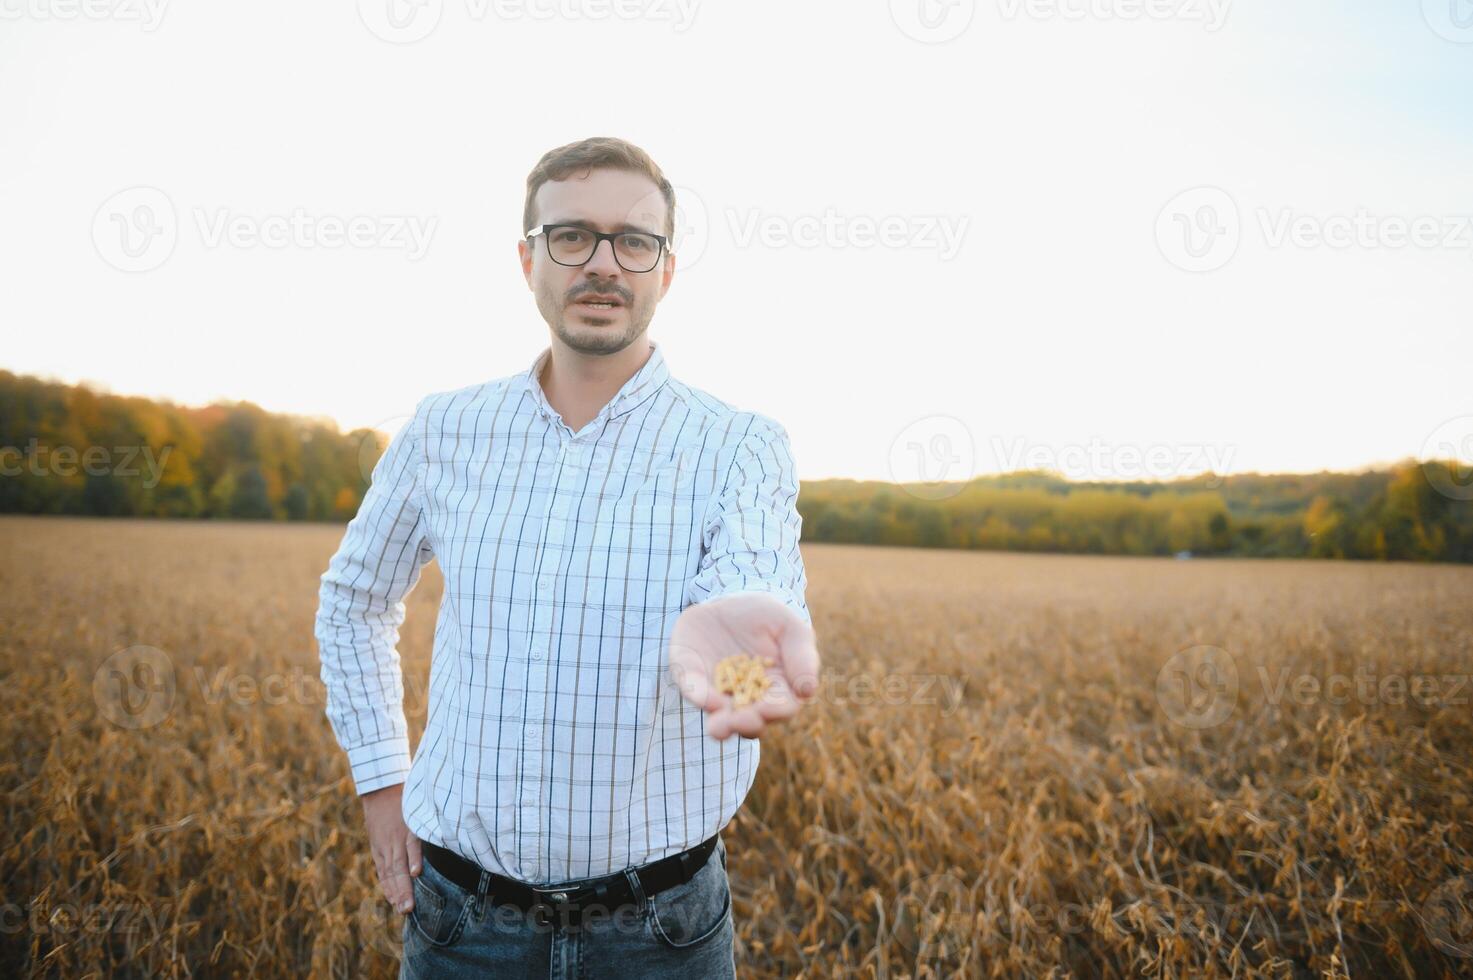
[671, 419, 819, 739]
[688, 419, 811, 623]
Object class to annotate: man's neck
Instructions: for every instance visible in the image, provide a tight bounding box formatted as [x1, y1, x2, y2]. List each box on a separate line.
[539, 336, 653, 433]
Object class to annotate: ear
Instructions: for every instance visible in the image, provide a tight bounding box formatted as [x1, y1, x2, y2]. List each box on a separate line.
[518, 238, 534, 288]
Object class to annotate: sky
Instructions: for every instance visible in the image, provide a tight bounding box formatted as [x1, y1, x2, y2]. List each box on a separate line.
[2, 0, 1471, 485]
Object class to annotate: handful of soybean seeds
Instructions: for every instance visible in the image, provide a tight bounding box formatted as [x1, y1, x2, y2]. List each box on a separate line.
[714, 653, 777, 706]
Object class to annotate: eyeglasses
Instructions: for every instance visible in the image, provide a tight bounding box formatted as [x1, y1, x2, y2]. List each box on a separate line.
[525, 223, 671, 274]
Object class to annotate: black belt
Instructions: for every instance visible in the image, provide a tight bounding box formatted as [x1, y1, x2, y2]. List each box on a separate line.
[420, 834, 719, 928]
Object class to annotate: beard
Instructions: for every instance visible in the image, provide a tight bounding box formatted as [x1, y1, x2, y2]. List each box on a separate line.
[536, 280, 653, 356]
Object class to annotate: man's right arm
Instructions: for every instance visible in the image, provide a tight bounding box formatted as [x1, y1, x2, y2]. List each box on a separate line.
[314, 400, 435, 913]
[314, 400, 435, 796]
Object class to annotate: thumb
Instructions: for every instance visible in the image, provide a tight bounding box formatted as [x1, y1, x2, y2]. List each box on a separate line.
[670, 653, 721, 711]
[406, 831, 423, 877]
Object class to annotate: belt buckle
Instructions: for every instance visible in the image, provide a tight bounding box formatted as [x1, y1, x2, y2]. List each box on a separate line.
[530, 884, 578, 929]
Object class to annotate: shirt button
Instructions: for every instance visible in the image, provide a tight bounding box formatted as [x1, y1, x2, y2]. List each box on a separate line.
[531, 649, 543, 660]
[538, 577, 551, 591]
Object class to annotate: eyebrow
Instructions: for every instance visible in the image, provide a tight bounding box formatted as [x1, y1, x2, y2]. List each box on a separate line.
[547, 218, 660, 237]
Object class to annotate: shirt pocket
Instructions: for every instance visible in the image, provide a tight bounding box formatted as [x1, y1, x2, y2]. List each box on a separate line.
[580, 496, 697, 633]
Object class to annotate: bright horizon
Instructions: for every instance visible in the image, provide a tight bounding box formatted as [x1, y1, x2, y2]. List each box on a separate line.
[3, 1, 1471, 485]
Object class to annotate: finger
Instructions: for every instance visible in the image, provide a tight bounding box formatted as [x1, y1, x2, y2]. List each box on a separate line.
[727, 705, 766, 738]
[377, 840, 414, 914]
[754, 675, 802, 722]
[777, 618, 821, 701]
[406, 832, 423, 878]
[701, 698, 754, 736]
[669, 650, 722, 711]
[706, 701, 760, 740]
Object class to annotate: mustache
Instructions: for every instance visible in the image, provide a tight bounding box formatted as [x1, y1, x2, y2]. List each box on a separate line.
[568, 285, 632, 304]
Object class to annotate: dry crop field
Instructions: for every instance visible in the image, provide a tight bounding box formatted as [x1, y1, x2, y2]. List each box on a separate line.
[3, 515, 1472, 979]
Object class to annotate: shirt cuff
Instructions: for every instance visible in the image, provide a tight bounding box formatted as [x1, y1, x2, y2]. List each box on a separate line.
[695, 584, 812, 626]
[346, 735, 412, 795]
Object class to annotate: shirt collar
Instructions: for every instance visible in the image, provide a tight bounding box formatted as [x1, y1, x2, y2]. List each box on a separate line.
[521, 338, 671, 427]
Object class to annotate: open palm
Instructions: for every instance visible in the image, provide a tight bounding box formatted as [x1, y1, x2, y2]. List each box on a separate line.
[667, 592, 821, 740]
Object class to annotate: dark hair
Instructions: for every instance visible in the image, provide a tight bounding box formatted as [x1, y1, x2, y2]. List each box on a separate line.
[524, 136, 676, 240]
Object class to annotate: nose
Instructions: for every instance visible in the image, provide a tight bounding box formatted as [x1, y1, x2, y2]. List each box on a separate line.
[583, 236, 622, 277]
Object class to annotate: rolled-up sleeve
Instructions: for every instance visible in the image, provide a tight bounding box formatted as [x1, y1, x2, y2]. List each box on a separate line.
[687, 419, 811, 627]
[314, 402, 434, 795]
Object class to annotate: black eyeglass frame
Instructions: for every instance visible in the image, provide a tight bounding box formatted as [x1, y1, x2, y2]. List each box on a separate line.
[524, 223, 673, 273]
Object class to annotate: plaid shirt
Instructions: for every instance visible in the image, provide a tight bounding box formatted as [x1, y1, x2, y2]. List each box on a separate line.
[314, 339, 810, 884]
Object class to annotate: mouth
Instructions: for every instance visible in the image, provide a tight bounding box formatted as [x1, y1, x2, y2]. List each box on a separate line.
[571, 294, 625, 313]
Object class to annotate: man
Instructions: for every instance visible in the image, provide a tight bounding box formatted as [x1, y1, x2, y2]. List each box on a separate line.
[314, 136, 821, 979]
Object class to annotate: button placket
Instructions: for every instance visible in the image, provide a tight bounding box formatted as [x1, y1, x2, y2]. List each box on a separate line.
[518, 435, 584, 882]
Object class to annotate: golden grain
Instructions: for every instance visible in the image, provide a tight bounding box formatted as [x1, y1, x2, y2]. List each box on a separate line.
[3, 516, 1472, 979]
[715, 653, 775, 706]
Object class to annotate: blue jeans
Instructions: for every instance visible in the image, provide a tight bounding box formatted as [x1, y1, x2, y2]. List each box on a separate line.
[399, 836, 736, 979]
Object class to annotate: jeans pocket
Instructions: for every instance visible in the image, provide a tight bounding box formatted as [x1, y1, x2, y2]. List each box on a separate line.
[648, 850, 732, 950]
[407, 861, 472, 948]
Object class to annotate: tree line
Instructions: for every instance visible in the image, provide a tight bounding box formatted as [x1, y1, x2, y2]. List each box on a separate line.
[2, 370, 1469, 562]
[799, 466, 1473, 563]
[0, 370, 377, 521]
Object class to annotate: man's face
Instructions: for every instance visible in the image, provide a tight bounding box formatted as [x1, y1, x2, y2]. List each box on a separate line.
[519, 167, 676, 357]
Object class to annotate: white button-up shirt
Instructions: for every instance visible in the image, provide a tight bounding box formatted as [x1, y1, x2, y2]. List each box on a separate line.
[314, 339, 810, 884]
